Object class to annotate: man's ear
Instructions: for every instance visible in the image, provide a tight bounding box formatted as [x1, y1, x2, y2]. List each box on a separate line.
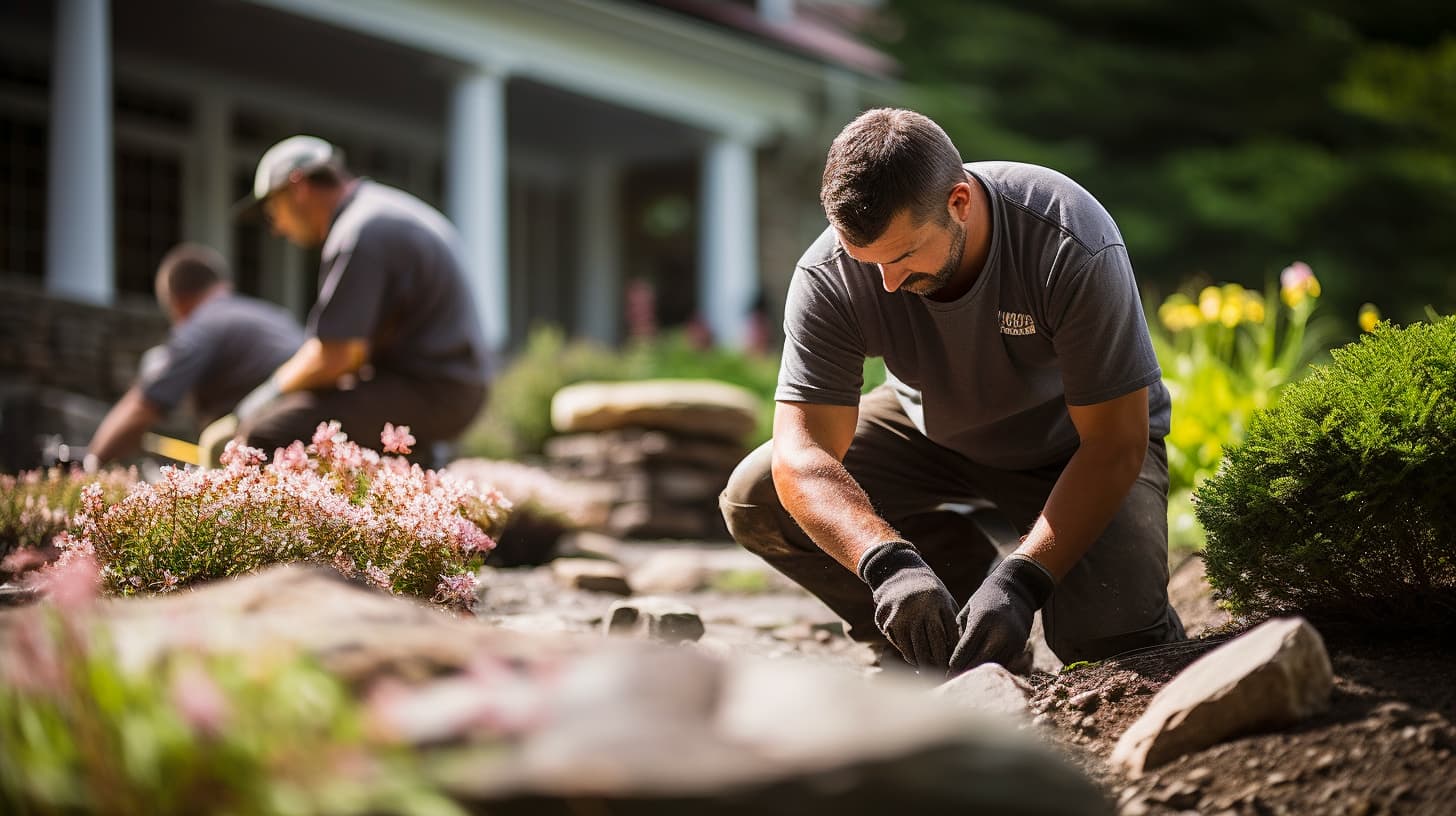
[946, 180, 974, 224]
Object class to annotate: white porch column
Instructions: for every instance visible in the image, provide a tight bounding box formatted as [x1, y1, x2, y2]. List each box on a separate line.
[577, 159, 621, 344]
[446, 66, 509, 352]
[45, 0, 113, 304]
[185, 94, 233, 261]
[698, 135, 758, 349]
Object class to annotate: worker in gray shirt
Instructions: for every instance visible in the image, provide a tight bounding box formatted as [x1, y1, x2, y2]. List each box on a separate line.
[86, 243, 303, 465]
[720, 109, 1185, 676]
[227, 136, 490, 460]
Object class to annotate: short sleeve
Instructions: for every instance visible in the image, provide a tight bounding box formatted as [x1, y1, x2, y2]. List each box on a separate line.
[1046, 245, 1162, 406]
[308, 225, 392, 341]
[138, 322, 218, 411]
[775, 265, 867, 406]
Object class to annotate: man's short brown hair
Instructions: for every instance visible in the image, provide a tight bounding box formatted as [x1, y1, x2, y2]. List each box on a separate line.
[820, 108, 966, 246]
[156, 243, 228, 302]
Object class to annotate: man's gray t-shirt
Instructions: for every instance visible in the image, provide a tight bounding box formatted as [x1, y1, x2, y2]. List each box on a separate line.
[778, 161, 1171, 471]
[310, 181, 490, 386]
[139, 293, 304, 424]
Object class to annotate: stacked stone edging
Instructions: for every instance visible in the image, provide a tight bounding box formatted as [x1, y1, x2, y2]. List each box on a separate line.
[547, 380, 760, 541]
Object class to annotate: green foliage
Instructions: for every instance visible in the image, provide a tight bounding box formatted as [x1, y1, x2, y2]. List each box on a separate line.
[1150, 270, 1335, 553]
[0, 613, 458, 815]
[1152, 273, 1335, 494]
[706, 568, 772, 595]
[1195, 316, 1456, 626]
[881, 0, 1456, 325]
[460, 326, 628, 460]
[459, 325, 781, 459]
[862, 357, 888, 393]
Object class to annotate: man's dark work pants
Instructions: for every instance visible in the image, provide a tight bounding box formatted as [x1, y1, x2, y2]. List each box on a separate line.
[240, 370, 485, 464]
[719, 386, 1185, 665]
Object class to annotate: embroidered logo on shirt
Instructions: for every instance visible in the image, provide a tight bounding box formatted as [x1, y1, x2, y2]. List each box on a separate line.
[998, 311, 1037, 336]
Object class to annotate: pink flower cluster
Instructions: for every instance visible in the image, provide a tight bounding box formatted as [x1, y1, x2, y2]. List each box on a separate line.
[2, 466, 136, 577]
[42, 423, 507, 609]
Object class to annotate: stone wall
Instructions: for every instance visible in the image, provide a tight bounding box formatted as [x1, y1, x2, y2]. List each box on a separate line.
[0, 277, 167, 402]
[0, 277, 168, 470]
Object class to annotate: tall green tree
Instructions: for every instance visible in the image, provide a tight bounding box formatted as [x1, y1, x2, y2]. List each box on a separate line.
[880, 0, 1456, 325]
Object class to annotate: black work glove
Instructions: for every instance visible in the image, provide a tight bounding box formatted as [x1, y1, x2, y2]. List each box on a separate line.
[858, 540, 959, 672]
[949, 553, 1055, 676]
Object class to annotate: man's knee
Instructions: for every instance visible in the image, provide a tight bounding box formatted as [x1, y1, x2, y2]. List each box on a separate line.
[719, 441, 798, 559]
[1046, 604, 1185, 664]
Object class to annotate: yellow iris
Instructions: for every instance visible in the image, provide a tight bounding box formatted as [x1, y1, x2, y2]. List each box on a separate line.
[1243, 297, 1266, 324]
[1358, 303, 1381, 333]
[1199, 286, 1222, 321]
[1280, 271, 1322, 308]
[1158, 295, 1203, 332]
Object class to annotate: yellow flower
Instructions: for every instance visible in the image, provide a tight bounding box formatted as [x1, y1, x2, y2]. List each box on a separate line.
[1243, 295, 1266, 324]
[1279, 261, 1320, 308]
[1158, 294, 1200, 332]
[1219, 300, 1243, 328]
[1214, 284, 1246, 327]
[1358, 303, 1381, 333]
[1158, 297, 1200, 332]
[1199, 286, 1222, 321]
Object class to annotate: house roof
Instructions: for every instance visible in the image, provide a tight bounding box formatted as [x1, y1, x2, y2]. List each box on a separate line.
[636, 0, 898, 78]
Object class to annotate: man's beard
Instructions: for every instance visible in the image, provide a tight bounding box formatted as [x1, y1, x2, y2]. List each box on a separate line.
[900, 220, 965, 297]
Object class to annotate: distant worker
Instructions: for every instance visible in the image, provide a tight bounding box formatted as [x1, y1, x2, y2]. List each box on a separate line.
[86, 243, 303, 466]
[228, 135, 491, 460]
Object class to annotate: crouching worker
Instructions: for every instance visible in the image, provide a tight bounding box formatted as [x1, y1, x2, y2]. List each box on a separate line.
[86, 243, 303, 468]
[218, 135, 492, 463]
[720, 108, 1185, 677]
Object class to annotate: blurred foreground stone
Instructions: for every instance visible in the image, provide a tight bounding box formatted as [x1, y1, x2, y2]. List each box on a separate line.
[4, 565, 1109, 814]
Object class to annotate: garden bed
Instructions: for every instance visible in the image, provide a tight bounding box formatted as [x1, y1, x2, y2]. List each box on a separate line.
[473, 546, 1456, 814]
[1031, 627, 1456, 815]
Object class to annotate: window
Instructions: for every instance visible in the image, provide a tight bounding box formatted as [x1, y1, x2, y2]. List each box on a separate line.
[0, 114, 47, 281]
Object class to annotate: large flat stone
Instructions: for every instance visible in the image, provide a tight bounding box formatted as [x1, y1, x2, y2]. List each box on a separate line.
[551, 380, 760, 443]
[1111, 617, 1333, 775]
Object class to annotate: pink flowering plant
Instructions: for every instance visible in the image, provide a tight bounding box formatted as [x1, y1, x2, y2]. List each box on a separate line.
[46, 422, 509, 608]
[1, 466, 136, 580]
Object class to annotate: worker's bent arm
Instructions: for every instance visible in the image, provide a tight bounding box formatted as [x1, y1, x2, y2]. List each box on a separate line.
[1017, 387, 1150, 581]
[87, 386, 163, 464]
[272, 337, 370, 394]
[770, 400, 901, 573]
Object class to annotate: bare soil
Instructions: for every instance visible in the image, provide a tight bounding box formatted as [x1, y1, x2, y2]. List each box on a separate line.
[1028, 559, 1456, 816]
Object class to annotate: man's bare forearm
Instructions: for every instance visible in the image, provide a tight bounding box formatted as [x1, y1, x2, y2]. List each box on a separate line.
[273, 338, 368, 393]
[772, 446, 901, 573]
[1017, 437, 1146, 580]
[87, 387, 162, 464]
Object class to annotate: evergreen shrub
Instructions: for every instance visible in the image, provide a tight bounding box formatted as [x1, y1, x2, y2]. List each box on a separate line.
[1195, 316, 1456, 627]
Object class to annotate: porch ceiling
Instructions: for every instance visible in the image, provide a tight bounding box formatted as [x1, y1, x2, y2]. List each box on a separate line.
[4, 0, 709, 165]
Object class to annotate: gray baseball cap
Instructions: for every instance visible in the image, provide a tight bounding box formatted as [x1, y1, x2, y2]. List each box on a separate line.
[233, 135, 342, 220]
